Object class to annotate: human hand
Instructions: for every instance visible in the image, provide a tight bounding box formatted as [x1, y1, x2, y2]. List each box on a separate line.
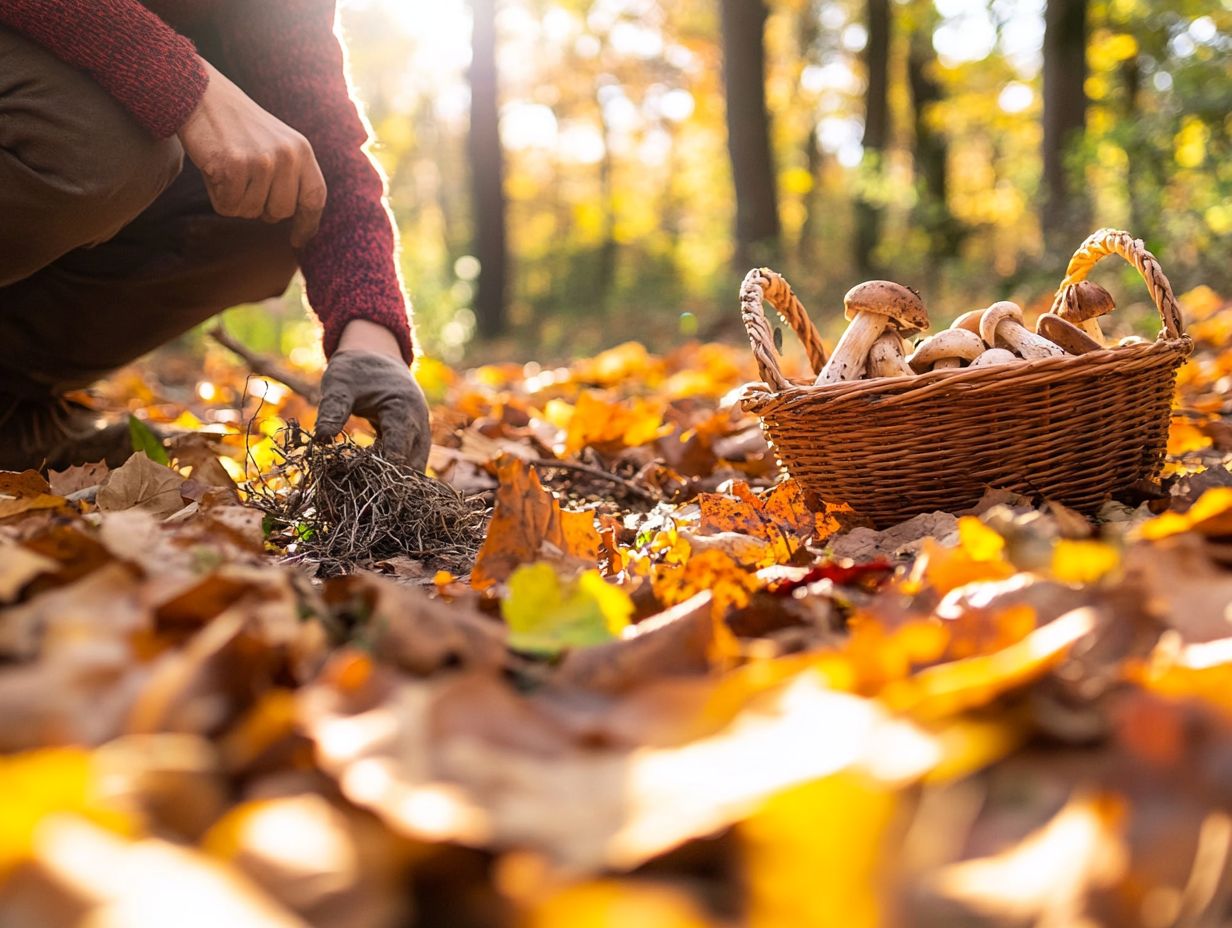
[178, 59, 327, 247]
[315, 323, 430, 470]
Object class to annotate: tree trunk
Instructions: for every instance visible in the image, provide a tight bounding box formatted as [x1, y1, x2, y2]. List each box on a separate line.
[907, 16, 962, 263]
[854, 0, 890, 276]
[468, 0, 508, 339]
[1042, 0, 1089, 246]
[720, 0, 781, 268]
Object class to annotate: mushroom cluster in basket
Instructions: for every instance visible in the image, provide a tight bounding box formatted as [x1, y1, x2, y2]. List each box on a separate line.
[813, 278, 1143, 385]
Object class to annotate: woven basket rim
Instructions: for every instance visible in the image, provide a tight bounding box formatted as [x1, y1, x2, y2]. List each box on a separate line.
[742, 334, 1193, 413]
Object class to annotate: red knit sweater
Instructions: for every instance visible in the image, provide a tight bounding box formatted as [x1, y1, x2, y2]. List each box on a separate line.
[0, 0, 414, 362]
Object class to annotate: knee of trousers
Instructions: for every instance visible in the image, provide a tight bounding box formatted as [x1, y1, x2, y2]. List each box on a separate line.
[0, 29, 186, 285]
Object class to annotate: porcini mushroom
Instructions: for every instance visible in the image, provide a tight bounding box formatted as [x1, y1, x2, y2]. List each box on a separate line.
[814, 280, 929, 385]
[1118, 335, 1149, 347]
[907, 328, 985, 373]
[950, 309, 984, 335]
[867, 332, 913, 378]
[979, 301, 1066, 361]
[1037, 314, 1101, 355]
[969, 348, 1019, 369]
[1056, 281, 1115, 343]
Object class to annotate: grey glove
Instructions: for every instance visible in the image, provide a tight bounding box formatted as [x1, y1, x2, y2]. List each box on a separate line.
[314, 349, 431, 471]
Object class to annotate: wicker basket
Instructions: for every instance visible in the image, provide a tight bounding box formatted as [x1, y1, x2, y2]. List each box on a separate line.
[739, 229, 1193, 527]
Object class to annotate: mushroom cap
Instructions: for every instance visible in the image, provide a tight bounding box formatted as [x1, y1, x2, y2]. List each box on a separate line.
[979, 301, 1025, 347]
[969, 348, 1018, 369]
[950, 309, 984, 334]
[1057, 281, 1116, 324]
[907, 328, 986, 373]
[843, 280, 929, 332]
[1037, 314, 1102, 355]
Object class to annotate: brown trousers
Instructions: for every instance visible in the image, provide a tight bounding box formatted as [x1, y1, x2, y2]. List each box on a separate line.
[0, 26, 299, 399]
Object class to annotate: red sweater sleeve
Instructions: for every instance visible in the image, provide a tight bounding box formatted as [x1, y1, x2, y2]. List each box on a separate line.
[0, 0, 207, 139]
[216, 0, 415, 363]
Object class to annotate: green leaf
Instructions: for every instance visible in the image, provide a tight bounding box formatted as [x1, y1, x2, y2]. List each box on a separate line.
[500, 562, 633, 656]
[128, 416, 169, 466]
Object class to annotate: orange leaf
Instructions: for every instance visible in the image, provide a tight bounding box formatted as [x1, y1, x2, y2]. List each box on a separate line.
[472, 457, 602, 589]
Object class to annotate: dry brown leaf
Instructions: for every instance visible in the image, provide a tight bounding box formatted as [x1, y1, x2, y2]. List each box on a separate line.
[552, 592, 714, 694]
[471, 457, 602, 589]
[47, 460, 110, 497]
[97, 453, 188, 518]
[0, 544, 57, 602]
[13, 816, 308, 928]
[302, 663, 937, 870]
[324, 572, 506, 675]
[0, 470, 65, 521]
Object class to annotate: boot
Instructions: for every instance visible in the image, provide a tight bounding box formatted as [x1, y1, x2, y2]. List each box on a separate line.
[0, 394, 140, 472]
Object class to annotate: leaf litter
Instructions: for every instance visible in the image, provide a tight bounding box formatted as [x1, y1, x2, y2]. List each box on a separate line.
[0, 291, 1231, 925]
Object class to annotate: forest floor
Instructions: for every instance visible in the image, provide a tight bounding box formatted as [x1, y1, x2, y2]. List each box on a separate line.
[1, 286, 1231, 927]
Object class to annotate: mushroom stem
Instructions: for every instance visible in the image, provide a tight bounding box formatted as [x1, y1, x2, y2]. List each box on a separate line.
[866, 332, 913, 378]
[815, 312, 888, 384]
[980, 301, 1065, 360]
[933, 358, 961, 369]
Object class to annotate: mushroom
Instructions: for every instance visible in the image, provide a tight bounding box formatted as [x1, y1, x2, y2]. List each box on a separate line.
[1118, 335, 1150, 347]
[1036, 314, 1102, 355]
[979, 301, 1066, 360]
[907, 328, 985, 373]
[814, 280, 929, 385]
[950, 309, 984, 335]
[969, 348, 1019, 369]
[1056, 281, 1115, 343]
[866, 332, 913, 378]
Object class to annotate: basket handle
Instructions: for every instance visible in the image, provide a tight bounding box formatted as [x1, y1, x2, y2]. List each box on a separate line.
[1050, 228, 1185, 339]
[740, 268, 827, 392]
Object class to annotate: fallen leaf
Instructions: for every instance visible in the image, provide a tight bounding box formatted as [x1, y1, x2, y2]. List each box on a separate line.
[97, 453, 188, 518]
[502, 563, 633, 655]
[472, 457, 602, 590]
[47, 460, 110, 497]
[0, 544, 57, 602]
[0, 471, 65, 521]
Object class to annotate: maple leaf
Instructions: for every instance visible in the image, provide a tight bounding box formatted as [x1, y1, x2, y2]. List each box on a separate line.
[472, 457, 602, 589]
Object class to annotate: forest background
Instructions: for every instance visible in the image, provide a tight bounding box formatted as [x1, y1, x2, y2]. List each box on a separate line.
[222, 0, 1229, 368]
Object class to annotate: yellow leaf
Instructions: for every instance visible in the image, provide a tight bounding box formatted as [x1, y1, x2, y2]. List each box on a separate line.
[1168, 417, 1214, 456]
[501, 563, 633, 654]
[527, 880, 712, 928]
[1051, 539, 1120, 585]
[959, 517, 1006, 561]
[1137, 487, 1232, 541]
[740, 774, 899, 928]
[0, 748, 135, 876]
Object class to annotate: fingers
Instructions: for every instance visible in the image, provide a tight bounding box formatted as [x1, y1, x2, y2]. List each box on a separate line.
[375, 412, 416, 465]
[291, 154, 328, 248]
[262, 152, 299, 224]
[314, 372, 356, 442]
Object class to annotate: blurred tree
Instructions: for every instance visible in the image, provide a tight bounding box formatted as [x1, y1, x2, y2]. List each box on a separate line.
[720, 0, 781, 268]
[907, 3, 962, 265]
[469, 0, 509, 338]
[1042, 0, 1090, 247]
[854, 0, 890, 276]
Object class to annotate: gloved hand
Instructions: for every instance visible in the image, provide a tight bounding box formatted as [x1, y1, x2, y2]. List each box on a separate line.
[314, 349, 431, 471]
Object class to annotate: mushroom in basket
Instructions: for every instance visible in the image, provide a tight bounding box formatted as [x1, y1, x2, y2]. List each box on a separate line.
[906, 328, 985, 373]
[1055, 280, 1115, 343]
[1037, 314, 1102, 355]
[969, 348, 1019, 369]
[866, 332, 914, 378]
[814, 281, 929, 385]
[950, 309, 984, 333]
[980, 301, 1066, 360]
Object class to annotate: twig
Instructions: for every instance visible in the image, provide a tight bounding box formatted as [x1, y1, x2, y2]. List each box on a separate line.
[209, 324, 321, 402]
[529, 457, 659, 502]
